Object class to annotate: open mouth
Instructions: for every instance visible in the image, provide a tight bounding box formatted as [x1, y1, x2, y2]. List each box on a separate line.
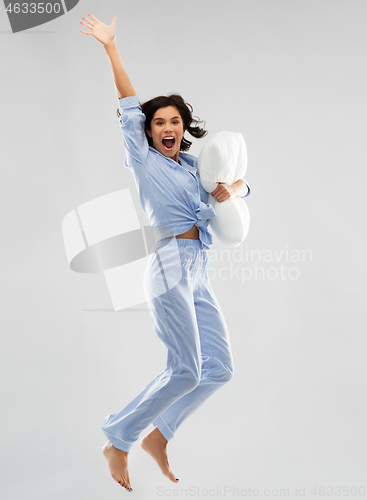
[162, 136, 175, 151]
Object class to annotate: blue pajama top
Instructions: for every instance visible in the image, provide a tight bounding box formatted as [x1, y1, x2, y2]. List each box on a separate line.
[117, 95, 251, 249]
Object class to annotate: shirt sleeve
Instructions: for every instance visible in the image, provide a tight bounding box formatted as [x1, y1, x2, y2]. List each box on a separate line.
[241, 179, 251, 198]
[117, 95, 149, 167]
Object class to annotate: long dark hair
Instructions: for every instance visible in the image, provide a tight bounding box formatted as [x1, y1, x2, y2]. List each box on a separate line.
[141, 94, 208, 152]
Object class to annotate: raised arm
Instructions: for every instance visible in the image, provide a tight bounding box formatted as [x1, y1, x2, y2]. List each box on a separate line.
[80, 13, 136, 99]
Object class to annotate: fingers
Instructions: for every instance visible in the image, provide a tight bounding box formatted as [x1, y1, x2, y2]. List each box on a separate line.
[215, 191, 229, 202]
[217, 194, 229, 202]
[88, 13, 100, 23]
[79, 30, 92, 35]
[81, 17, 94, 28]
[211, 185, 220, 196]
[211, 181, 225, 196]
[80, 20, 92, 31]
[211, 182, 231, 202]
[211, 183, 226, 197]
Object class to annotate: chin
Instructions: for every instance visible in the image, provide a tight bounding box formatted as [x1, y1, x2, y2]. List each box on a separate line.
[162, 149, 177, 158]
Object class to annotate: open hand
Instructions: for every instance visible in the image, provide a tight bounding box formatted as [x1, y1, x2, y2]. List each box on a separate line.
[80, 13, 117, 47]
[211, 182, 236, 203]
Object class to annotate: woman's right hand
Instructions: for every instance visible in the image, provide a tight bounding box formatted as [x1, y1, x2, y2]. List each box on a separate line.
[80, 13, 117, 47]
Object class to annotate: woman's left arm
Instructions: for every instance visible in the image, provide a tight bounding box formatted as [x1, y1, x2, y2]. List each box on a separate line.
[211, 179, 250, 203]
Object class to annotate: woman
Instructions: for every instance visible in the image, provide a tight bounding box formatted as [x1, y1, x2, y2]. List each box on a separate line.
[80, 13, 251, 493]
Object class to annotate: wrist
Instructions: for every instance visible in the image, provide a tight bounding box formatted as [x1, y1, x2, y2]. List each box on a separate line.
[103, 38, 117, 51]
[232, 179, 247, 197]
[230, 181, 239, 197]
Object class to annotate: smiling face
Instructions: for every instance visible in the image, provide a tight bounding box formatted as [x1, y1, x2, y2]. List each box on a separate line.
[147, 106, 185, 163]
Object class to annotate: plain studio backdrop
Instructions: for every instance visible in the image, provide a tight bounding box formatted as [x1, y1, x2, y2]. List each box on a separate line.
[1, 1, 366, 499]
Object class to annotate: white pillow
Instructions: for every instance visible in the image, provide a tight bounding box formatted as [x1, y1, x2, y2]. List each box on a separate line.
[198, 131, 247, 192]
[198, 131, 250, 248]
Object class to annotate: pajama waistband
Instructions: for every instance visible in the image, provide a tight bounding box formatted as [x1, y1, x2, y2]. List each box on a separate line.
[157, 236, 206, 250]
[174, 238, 205, 248]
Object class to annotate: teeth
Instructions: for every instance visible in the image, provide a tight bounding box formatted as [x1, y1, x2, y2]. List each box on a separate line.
[163, 136, 174, 140]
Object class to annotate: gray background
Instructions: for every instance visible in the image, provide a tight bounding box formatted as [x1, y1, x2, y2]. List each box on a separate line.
[1, 1, 366, 499]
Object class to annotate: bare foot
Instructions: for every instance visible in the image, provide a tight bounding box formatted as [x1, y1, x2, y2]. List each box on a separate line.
[102, 441, 133, 492]
[140, 427, 179, 483]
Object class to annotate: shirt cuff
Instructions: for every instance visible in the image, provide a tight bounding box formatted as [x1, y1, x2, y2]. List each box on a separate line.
[242, 181, 251, 198]
[118, 95, 140, 110]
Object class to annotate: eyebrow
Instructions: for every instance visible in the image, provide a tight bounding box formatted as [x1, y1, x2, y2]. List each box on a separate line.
[153, 116, 182, 122]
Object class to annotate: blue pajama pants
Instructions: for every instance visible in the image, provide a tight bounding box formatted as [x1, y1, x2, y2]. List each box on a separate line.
[101, 237, 234, 452]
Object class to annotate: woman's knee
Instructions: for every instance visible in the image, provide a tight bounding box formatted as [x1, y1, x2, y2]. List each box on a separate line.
[172, 368, 201, 395]
[208, 358, 234, 384]
[186, 371, 201, 391]
[222, 363, 234, 383]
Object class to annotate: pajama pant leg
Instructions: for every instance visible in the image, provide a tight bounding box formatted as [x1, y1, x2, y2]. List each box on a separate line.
[102, 238, 203, 451]
[153, 242, 234, 441]
[101, 237, 233, 451]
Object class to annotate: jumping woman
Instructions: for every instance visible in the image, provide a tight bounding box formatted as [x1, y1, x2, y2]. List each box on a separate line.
[80, 13, 251, 493]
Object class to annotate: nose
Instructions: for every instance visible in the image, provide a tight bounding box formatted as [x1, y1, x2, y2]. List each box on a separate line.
[164, 123, 173, 133]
